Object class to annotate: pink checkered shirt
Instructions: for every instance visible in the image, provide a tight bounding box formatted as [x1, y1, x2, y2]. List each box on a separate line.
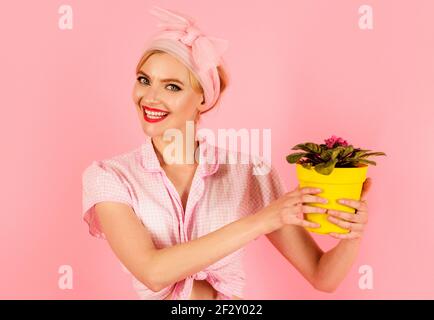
[82, 133, 286, 300]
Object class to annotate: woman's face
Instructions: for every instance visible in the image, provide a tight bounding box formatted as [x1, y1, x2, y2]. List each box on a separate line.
[132, 52, 204, 138]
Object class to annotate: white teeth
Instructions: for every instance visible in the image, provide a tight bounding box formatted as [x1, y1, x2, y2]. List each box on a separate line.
[144, 109, 169, 119]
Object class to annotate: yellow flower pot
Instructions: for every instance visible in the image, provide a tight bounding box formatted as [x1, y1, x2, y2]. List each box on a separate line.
[295, 163, 368, 234]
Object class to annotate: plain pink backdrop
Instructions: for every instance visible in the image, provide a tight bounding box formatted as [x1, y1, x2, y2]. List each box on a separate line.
[1, 0, 433, 299]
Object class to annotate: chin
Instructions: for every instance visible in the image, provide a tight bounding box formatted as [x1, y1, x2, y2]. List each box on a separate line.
[140, 117, 192, 138]
[142, 126, 165, 138]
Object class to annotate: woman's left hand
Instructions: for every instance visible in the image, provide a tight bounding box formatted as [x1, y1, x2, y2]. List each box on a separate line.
[326, 177, 372, 240]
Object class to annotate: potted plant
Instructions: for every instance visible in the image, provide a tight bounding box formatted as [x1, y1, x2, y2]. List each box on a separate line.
[286, 135, 386, 234]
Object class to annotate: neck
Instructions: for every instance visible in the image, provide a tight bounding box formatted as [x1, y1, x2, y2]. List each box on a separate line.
[151, 131, 199, 167]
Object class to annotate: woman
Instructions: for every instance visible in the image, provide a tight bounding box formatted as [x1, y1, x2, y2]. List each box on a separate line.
[82, 6, 371, 300]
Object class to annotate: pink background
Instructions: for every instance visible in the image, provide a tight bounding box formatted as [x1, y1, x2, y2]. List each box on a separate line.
[1, 0, 433, 299]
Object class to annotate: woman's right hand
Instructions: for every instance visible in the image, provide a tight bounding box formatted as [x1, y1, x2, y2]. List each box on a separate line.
[258, 185, 329, 234]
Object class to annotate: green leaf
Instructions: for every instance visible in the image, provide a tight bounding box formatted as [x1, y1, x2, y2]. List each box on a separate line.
[301, 162, 313, 170]
[314, 158, 338, 175]
[291, 143, 309, 152]
[331, 146, 346, 160]
[291, 143, 321, 154]
[341, 145, 354, 158]
[320, 149, 332, 161]
[357, 159, 377, 166]
[305, 143, 322, 153]
[352, 150, 368, 159]
[359, 152, 387, 158]
[344, 158, 377, 166]
[286, 152, 307, 164]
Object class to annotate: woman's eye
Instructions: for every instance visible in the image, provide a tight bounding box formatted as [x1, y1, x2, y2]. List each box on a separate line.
[137, 76, 181, 92]
[137, 76, 149, 85]
[167, 84, 181, 92]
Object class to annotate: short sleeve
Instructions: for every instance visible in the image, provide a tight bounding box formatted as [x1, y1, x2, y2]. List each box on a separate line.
[82, 160, 133, 240]
[250, 156, 287, 209]
[241, 156, 287, 237]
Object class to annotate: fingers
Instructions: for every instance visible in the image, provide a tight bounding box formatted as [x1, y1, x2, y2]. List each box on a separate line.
[302, 204, 328, 214]
[303, 194, 328, 204]
[284, 188, 329, 215]
[290, 185, 322, 195]
[299, 186, 323, 194]
[280, 206, 321, 229]
[327, 215, 364, 232]
[286, 192, 328, 206]
[327, 209, 367, 224]
[329, 231, 362, 240]
[337, 198, 368, 212]
[292, 182, 371, 209]
[294, 218, 321, 229]
[360, 177, 372, 201]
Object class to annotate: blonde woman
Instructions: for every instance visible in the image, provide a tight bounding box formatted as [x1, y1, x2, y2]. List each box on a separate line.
[82, 6, 371, 300]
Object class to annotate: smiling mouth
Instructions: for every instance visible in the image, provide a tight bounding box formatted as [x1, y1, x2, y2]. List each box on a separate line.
[142, 106, 170, 121]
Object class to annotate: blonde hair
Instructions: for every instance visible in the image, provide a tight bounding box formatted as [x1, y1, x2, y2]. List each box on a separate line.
[135, 49, 229, 122]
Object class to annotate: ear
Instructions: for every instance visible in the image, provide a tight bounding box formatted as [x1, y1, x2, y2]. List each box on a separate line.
[198, 97, 206, 111]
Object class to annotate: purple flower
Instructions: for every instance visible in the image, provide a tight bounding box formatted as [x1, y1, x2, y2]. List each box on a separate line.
[324, 135, 349, 148]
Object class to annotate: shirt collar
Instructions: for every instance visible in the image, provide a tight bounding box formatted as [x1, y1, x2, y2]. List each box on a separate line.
[141, 133, 219, 178]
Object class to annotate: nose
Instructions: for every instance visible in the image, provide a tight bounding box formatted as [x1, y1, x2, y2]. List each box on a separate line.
[142, 86, 161, 105]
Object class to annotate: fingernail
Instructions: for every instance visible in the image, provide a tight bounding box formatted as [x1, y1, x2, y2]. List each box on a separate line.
[338, 199, 346, 204]
[322, 198, 328, 203]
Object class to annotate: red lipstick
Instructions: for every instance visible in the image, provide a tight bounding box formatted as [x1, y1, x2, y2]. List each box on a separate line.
[142, 105, 170, 123]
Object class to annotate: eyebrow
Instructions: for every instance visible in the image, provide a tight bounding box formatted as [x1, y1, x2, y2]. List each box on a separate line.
[137, 71, 185, 86]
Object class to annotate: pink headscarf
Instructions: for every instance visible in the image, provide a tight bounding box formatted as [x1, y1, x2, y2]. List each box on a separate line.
[142, 6, 229, 113]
